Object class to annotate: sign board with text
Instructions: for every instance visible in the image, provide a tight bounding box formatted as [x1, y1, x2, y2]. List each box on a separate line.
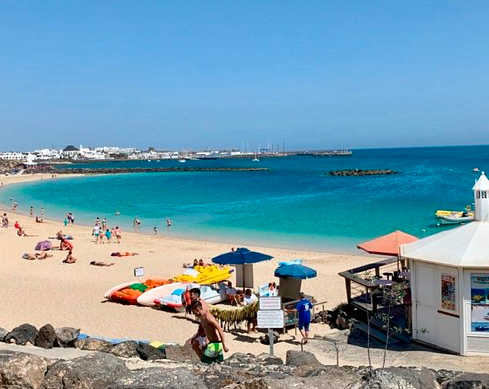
[134, 267, 145, 278]
[257, 310, 284, 329]
[259, 296, 282, 311]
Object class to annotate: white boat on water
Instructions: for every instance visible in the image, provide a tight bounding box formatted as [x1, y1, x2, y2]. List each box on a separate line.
[438, 214, 474, 225]
[178, 159, 186, 163]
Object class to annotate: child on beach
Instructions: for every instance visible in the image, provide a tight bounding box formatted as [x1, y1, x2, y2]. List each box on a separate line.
[105, 228, 112, 243]
[190, 300, 228, 363]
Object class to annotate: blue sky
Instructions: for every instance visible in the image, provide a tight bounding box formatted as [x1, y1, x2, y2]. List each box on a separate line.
[1, 1, 489, 151]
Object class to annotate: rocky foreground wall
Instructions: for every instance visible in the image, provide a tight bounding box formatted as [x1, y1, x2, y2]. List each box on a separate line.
[1, 324, 488, 389]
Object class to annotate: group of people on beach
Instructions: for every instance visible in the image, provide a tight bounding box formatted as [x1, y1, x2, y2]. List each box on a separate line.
[92, 217, 122, 244]
[64, 212, 75, 225]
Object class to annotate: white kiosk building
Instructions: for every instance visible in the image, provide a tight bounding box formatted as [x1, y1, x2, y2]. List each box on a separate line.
[400, 172, 489, 354]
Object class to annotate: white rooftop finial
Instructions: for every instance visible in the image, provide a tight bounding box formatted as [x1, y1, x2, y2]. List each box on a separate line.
[474, 172, 489, 222]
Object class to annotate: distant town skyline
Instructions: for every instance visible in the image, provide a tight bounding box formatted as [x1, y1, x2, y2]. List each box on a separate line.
[1, 1, 489, 150]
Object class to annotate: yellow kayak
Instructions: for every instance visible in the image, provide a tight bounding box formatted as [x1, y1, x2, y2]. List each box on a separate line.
[173, 265, 233, 285]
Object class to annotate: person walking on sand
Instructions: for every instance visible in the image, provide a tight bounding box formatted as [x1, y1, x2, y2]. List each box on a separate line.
[166, 218, 172, 228]
[105, 228, 112, 243]
[153, 226, 157, 236]
[40, 207, 44, 217]
[114, 226, 122, 243]
[189, 301, 228, 363]
[92, 224, 100, 243]
[186, 288, 210, 356]
[296, 292, 313, 344]
[30, 206, 33, 217]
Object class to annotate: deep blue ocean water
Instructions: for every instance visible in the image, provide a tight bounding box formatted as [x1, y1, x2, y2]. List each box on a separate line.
[2, 146, 488, 253]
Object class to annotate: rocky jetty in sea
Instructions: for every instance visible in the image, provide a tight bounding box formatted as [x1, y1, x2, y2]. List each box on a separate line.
[54, 167, 269, 174]
[327, 169, 397, 176]
[1, 322, 488, 388]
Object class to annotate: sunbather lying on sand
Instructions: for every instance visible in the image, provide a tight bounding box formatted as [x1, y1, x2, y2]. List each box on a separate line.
[54, 230, 73, 240]
[183, 259, 199, 268]
[90, 261, 115, 267]
[22, 252, 53, 260]
[110, 252, 139, 257]
[17, 228, 37, 237]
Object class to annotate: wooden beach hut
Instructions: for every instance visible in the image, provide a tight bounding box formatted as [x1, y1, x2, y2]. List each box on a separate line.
[400, 172, 489, 355]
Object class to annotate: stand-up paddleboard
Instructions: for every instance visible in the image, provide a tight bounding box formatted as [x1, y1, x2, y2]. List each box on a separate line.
[137, 282, 187, 307]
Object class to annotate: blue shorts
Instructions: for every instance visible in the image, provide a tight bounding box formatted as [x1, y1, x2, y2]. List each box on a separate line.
[298, 321, 310, 331]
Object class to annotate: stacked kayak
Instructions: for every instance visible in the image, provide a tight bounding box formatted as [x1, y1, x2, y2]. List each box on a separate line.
[104, 265, 232, 306]
[104, 278, 171, 305]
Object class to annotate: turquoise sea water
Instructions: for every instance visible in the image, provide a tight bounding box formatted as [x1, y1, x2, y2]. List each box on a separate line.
[1, 146, 488, 253]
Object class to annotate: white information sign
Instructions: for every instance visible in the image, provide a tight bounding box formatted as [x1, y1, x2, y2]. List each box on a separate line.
[259, 296, 282, 311]
[257, 310, 284, 329]
[134, 267, 145, 278]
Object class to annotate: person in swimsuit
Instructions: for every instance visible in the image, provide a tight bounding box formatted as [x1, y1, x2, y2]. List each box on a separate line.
[62, 250, 77, 264]
[190, 301, 228, 364]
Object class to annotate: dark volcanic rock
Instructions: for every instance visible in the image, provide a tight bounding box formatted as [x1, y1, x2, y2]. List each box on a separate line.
[0, 327, 8, 342]
[224, 353, 260, 368]
[4, 324, 38, 346]
[328, 169, 397, 177]
[256, 353, 284, 366]
[136, 342, 166, 361]
[0, 350, 51, 389]
[221, 379, 271, 389]
[57, 167, 268, 175]
[444, 372, 489, 389]
[357, 367, 440, 389]
[285, 350, 322, 368]
[75, 338, 113, 353]
[40, 352, 130, 389]
[34, 324, 56, 349]
[109, 367, 207, 389]
[110, 341, 139, 358]
[164, 344, 200, 363]
[54, 327, 80, 348]
[268, 367, 362, 389]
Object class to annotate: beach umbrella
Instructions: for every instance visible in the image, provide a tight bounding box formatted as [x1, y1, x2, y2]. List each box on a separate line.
[274, 263, 317, 301]
[357, 230, 419, 257]
[212, 247, 273, 265]
[274, 263, 317, 279]
[212, 248, 273, 289]
[35, 240, 52, 251]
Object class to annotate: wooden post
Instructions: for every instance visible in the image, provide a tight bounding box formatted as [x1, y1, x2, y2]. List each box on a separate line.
[345, 278, 352, 304]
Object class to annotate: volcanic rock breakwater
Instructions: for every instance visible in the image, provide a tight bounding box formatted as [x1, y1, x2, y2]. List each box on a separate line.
[55, 167, 269, 174]
[327, 169, 397, 176]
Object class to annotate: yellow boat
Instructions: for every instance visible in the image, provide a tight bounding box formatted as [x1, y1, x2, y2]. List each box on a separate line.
[173, 265, 233, 285]
[435, 209, 474, 217]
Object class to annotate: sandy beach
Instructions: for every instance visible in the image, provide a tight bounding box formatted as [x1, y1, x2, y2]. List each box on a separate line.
[0, 173, 379, 360]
